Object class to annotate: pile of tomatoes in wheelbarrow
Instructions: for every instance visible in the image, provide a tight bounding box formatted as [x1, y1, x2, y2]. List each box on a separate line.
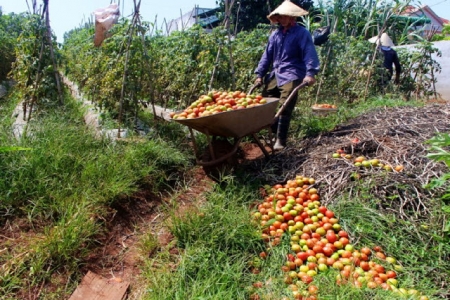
[170, 83, 310, 167]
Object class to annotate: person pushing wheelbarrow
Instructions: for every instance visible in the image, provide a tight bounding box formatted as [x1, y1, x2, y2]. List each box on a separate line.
[254, 0, 320, 150]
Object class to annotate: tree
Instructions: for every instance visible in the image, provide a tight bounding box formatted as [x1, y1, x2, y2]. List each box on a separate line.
[216, 0, 314, 32]
[0, 12, 27, 81]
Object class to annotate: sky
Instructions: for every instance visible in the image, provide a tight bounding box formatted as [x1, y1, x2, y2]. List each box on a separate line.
[0, 0, 449, 43]
[0, 0, 218, 42]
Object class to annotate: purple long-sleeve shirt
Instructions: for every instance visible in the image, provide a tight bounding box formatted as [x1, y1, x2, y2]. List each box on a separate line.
[255, 24, 320, 87]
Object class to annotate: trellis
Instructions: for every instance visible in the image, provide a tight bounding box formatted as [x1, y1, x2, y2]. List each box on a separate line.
[23, 0, 63, 122]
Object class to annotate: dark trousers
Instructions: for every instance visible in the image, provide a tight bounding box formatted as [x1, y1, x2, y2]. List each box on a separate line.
[262, 77, 302, 141]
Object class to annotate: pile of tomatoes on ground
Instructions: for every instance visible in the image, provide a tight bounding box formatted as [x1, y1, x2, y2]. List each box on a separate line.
[332, 148, 404, 172]
[312, 103, 337, 109]
[170, 90, 268, 120]
[250, 175, 428, 300]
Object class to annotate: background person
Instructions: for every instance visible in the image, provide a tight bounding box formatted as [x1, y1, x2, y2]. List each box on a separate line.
[369, 33, 401, 85]
[254, 0, 320, 150]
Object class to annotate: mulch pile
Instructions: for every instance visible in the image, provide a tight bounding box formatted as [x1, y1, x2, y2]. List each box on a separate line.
[241, 103, 450, 221]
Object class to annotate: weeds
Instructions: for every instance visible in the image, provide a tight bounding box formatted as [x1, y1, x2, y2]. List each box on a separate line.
[0, 94, 189, 298]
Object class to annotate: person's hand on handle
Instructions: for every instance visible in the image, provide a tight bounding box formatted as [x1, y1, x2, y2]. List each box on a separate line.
[394, 73, 400, 85]
[303, 76, 316, 86]
[254, 77, 263, 87]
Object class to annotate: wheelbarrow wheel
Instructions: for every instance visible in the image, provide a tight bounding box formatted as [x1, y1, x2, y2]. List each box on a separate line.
[201, 138, 239, 181]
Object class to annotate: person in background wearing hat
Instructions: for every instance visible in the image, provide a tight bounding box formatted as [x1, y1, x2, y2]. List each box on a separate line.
[369, 33, 401, 86]
[254, 0, 320, 150]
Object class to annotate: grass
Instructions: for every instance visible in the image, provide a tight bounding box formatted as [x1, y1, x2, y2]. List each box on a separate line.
[140, 174, 449, 299]
[291, 95, 422, 138]
[137, 96, 449, 300]
[1, 90, 448, 299]
[0, 92, 190, 298]
[140, 181, 266, 300]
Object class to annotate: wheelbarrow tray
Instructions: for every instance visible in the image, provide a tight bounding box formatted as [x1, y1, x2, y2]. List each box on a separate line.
[172, 97, 279, 138]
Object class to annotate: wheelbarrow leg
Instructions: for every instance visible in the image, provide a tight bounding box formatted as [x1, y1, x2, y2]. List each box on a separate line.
[188, 127, 201, 161]
[205, 129, 216, 161]
[252, 133, 271, 158]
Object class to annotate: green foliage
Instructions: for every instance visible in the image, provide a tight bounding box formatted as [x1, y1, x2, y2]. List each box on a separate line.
[60, 0, 441, 127]
[0, 12, 27, 81]
[397, 40, 442, 100]
[426, 133, 450, 240]
[432, 24, 450, 41]
[0, 146, 32, 152]
[0, 94, 189, 297]
[11, 13, 61, 107]
[332, 198, 449, 299]
[143, 183, 264, 299]
[61, 21, 270, 121]
[216, 0, 315, 32]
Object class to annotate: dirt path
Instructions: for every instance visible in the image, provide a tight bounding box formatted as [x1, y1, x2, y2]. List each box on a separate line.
[76, 167, 215, 298]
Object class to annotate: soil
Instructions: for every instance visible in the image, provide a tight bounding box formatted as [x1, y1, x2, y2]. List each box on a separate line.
[78, 166, 215, 297]
[2, 101, 450, 299]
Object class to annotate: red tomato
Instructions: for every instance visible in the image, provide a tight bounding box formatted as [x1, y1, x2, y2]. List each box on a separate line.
[373, 246, 383, 252]
[313, 245, 324, 254]
[374, 264, 385, 274]
[338, 230, 349, 238]
[301, 275, 313, 284]
[308, 285, 319, 295]
[323, 223, 332, 231]
[326, 257, 336, 266]
[311, 232, 321, 239]
[283, 212, 293, 221]
[360, 261, 370, 271]
[326, 231, 337, 243]
[341, 250, 352, 258]
[339, 237, 349, 246]
[386, 270, 397, 279]
[301, 233, 311, 240]
[322, 246, 334, 257]
[306, 239, 315, 249]
[294, 216, 303, 222]
[304, 217, 313, 224]
[294, 258, 303, 266]
[297, 252, 308, 261]
[360, 247, 372, 256]
[319, 206, 327, 214]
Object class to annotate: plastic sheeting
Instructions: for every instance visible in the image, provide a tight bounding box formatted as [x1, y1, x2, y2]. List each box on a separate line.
[93, 3, 120, 47]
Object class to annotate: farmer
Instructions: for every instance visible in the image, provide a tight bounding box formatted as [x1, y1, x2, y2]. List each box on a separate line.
[254, 0, 320, 150]
[369, 33, 401, 85]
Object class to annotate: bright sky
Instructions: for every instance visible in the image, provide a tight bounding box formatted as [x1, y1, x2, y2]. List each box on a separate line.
[0, 0, 448, 43]
[0, 0, 218, 42]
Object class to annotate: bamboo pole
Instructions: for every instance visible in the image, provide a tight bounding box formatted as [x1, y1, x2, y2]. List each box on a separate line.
[224, 0, 236, 90]
[44, 0, 64, 105]
[136, 13, 157, 120]
[117, 0, 140, 138]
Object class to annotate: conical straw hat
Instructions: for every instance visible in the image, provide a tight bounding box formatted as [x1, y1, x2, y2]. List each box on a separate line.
[267, 1, 309, 23]
[368, 33, 395, 47]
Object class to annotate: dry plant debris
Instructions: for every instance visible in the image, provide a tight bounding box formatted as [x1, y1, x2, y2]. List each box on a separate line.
[243, 104, 450, 221]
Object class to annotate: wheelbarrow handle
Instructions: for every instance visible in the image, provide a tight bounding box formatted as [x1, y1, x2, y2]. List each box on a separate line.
[273, 81, 309, 121]
[247, 82, 262, 95]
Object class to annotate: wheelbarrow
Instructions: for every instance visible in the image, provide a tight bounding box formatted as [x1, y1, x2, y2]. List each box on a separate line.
[172, 82, 309, 167]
